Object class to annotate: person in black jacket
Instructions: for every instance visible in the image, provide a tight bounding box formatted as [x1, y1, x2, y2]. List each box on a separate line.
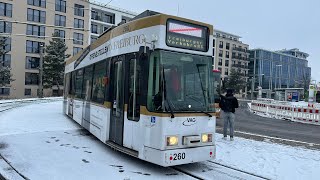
[219, 89, 239, 141]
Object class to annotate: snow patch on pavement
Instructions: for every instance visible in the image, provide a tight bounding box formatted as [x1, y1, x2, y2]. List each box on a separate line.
[214, 134, 320, 180]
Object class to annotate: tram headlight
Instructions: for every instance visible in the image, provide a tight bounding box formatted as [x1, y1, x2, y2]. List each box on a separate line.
[166, 136, 179, 146]
[202, 134, 212, 143]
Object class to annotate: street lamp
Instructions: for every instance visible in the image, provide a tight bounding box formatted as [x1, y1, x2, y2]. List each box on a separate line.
[250, 73, 264, 100]
[38, 42, 44, 98]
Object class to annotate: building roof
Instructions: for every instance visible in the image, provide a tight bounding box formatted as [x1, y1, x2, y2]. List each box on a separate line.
[250, 48, 309, 61]
[276, 48, 309, 58]
[89, 0, 138, 16]
[214, 29, 241, 38]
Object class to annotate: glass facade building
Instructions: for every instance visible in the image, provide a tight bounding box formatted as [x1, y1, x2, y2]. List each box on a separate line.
[249, 49, 311, 92]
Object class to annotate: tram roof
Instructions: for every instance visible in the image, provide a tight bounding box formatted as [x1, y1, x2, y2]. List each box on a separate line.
[66, 11, 214, 66]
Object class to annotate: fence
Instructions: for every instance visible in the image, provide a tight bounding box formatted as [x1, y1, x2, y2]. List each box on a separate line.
[250, 100, 320, 125]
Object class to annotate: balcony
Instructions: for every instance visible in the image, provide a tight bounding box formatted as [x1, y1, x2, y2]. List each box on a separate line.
[232, 64, 249, 69]
[232, 56, 250, 61]
[91, 10, 115, 24]
[232, 47, 249, 53]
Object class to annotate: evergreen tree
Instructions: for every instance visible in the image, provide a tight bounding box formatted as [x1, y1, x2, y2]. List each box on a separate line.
[43, 33, 70, 94]
[223, 68, 247, 94]
[0, 36, 14, 87]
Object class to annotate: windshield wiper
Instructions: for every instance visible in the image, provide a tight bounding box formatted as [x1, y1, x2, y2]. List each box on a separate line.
[162, 67, 175, 118]
[200, 111, 212, 117]
[185, 94, 212, 117]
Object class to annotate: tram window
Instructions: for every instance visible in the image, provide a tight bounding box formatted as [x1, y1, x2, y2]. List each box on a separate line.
[128, 58, 140, 121]
[69, 72, 75, 95]
[64, 73, 70, 98]
[147, 50, 214, 112]
[92, 61, 106, 104]
[82, 66, 93, 100]
[147, 51, 161, 111]
[75, 69, 84, 99]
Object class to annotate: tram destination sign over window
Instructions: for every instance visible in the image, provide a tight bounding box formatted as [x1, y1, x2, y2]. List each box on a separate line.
[166, 19, 209, 52]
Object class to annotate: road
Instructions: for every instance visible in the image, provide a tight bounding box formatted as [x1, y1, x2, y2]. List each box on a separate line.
[216, 101, 320, 148]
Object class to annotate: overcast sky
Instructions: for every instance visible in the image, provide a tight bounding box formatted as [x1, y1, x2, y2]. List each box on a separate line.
[96, 0, 320, 82]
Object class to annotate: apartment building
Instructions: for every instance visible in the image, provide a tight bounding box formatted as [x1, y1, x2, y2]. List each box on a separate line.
[213, 29, 250, 97]
[89, 2, 136, 44]
[0, 0, 136, 99]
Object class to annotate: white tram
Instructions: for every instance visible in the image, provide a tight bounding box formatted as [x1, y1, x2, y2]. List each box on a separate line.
[63, 10, 217, 166]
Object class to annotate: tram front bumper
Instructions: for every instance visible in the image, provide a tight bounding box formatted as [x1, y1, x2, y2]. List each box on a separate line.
[142, 145, 216, 167]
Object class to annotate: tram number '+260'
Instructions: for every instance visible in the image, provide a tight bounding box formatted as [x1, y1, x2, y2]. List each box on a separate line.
[173, 153, 186, 160]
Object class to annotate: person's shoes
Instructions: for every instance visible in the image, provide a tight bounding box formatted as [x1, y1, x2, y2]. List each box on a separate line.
[230, 137, 234, 141]
[223, 136, 227, 140]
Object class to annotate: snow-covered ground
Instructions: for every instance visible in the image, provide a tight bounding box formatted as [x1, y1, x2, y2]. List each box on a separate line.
[0, 100, 319, 180]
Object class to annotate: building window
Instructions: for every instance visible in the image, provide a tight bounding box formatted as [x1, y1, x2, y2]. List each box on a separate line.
[104, 13, 115, 24]
[73, 33, 83, 45]
[55, 14, 66, 27]
[0, 88, 10, 96]
[0, 54, 11, 68]
[91, 36, 98, 43]
[26, 56, 40, 69]
[0, 21, 12, 33]
[226, 51, 229, 58]
[226, 43, 230, 50]
[26, 40, 42, 53]
[25, 89, 32, 96]
[0, 3, 12, 17]
[213, 39, 215, 47]
[74, 4, 84, 17]
[2, 38, 11, 52]
[219, 50, 223, 57]
[27, 0, 46, 8]
[73, 47, 83, 55]
[225, 68, 229, 75]
[91, 10, 115, 24]
[103, 26, 109, 32]
[27, 9, 46, 23]
[91, 24, 98, 34]
[26, 24, 45, 38]
[232, 52, 236, 58]
[212, 49, 215, 57]
[74, 18, 84, 29]
[219, 41, 223, 48]
[91, 11, 98, 20]
[54, 29, 65, 41]
[218, 67, 222, 72]
[25, 72, 39, 85]
[233, 44, 236, 48]
[225, 60, 229, 67]
[55, 0, 66, 13]
[218, 59, 223, 66]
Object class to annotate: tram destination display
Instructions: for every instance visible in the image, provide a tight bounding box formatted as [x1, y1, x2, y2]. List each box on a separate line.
[166, 19, 209, 52]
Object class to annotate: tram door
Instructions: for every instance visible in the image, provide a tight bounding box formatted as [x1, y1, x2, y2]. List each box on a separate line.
[109, 56, 125, 145]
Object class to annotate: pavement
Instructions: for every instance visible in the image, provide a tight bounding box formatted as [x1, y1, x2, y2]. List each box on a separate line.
[216, 101, 320, 149]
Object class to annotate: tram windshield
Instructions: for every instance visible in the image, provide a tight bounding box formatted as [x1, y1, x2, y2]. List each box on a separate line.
[147, 50, 215, 112]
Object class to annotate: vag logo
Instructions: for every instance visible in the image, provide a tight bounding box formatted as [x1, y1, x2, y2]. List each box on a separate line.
[183, 118, 197, 126]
